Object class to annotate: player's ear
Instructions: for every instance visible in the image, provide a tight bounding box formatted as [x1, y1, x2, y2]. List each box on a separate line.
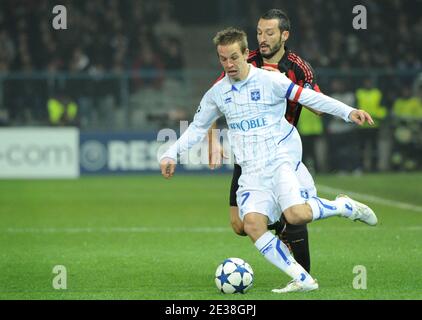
[281, 31, 289, 42]
[244, 48, 249, 59]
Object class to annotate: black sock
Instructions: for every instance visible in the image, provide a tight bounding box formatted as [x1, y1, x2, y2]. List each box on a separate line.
[268, 214, 286, 233]
[285, 225, 311, 273]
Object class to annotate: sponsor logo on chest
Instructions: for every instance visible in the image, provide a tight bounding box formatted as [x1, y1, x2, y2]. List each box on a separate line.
[229, 117, 268, 132]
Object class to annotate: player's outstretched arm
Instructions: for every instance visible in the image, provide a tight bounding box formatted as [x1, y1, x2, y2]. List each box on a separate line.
[304, 106, 323, 116]
[160, 157, 176, 179]
[207, 122, 228, 170]
[264, 64, 323, 117]
[348, 109, 374, 126]
[208, 122, 220, 170]
[158, 90, 221, 177]
[288, 84, 357, 123]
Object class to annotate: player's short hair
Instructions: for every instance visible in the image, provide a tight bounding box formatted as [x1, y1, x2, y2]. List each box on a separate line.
[213, 27, 248, 54]
[260, 9, 291, 32]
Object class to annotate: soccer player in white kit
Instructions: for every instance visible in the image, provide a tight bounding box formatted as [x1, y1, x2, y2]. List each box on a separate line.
[159, 28, 378, 293]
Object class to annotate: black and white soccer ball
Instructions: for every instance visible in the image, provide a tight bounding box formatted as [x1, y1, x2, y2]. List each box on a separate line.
[215, 257, 254, 294]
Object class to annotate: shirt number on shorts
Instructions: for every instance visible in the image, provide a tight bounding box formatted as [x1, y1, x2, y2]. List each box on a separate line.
[240, 192, 250, 206]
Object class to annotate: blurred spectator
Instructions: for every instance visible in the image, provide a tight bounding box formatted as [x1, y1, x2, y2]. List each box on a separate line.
[297, 108, 327, 174]
[390, 85, 422, 171]
[47, 91, 79, 127]
[69, 48, 90, 72]
[131, 44, 165, 91]
[355, 78, 388, 171]
[327, 79, 361, 172]
[393, 86, 422, 119]
[159, 38, 185, 81]
[153, 3, 183, 41]
[0, 105, 9, 126]
[0, 30, 15, 71]
[356, 78, 387, 126]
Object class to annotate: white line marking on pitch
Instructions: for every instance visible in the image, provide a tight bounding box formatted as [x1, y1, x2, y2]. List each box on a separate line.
[3, 226, 231, 234]
[3, 225, 422, 234]
[318, 184, 422, 213]
[2, 186, 421, 235]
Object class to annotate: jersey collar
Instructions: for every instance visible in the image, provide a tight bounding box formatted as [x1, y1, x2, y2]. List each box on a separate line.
[252, 46, 290, 71]
[277, 46, 290, 71]
[223, 64, 257, 93]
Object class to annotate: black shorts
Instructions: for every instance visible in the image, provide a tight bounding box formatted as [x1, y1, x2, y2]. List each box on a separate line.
[229, 163, 307, 233]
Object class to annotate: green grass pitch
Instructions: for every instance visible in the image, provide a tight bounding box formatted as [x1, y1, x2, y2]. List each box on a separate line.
[0, 173, 421, 300]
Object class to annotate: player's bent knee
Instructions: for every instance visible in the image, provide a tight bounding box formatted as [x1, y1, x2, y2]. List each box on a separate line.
[284, 205, 310, 225]
[243, 213, 267, 239]
[229, 206, 246, 236]
[230, 220, 246, 236]
[243, 219, 255, 236]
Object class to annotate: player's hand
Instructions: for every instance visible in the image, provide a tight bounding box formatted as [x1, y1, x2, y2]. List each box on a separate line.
[208, 142, 228, 170]
[261, 66, 280, 73]
[349, 109, 375, 126]
[160, 157, 176, 179]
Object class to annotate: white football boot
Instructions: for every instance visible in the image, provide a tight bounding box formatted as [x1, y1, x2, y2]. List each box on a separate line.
[272, 279, 319, 293]
[336, 194, 378, 226]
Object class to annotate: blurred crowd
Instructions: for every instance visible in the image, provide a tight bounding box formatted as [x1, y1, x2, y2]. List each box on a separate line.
[0, 0, 184, 73]
[1, 0, 420, 73]
[0, 0, 421, 171]
[0, 0, 186, 128]
[241, 0, 422, 70]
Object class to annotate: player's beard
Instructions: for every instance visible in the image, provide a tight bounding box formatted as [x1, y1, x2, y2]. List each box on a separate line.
[260, 36, 283, 60]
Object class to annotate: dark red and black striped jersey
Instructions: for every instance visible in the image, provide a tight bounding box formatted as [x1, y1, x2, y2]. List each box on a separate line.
[215, 47, 320, 127]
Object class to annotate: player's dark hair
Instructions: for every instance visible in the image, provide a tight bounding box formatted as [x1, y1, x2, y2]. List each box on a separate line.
[260, 9, 290, 32]
[213, 27, 248, 54]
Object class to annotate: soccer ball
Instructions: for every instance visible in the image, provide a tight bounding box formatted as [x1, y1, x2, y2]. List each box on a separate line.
[215, 257, 254, 294]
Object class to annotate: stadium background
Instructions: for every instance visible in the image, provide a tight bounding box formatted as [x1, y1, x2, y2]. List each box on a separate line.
[0, 0, 421, 300]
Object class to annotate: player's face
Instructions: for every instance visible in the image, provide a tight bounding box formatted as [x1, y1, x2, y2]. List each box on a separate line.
[257, 18, 286, 58]
[217, 42, 249, 81]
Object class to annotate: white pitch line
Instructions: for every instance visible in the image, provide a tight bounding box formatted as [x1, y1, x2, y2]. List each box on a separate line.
[3, 226, 232, 234]
[2, 186, 421, 235]
[3, 225, 422, 234]
[318, 184, 422, 213]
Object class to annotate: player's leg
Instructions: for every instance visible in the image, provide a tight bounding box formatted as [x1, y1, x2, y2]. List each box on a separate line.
[283, 224, 310, 273]
[230, 164, 287, 236]
[276, 162, 377, 226]
[283, 195, 378, 226]
[231, 161, 311, 271]
[229, 164, 246, 236]
[268, 214, 287, 237]
[237, 185, 318, 293]
[230, 206, 245, 236]
[279, 161, 314, 273]
[242, 212, 317, 293]
[271, 214, 311, 274]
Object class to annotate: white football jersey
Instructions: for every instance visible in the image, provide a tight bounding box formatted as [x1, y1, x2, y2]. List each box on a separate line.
[161, 64, 354, 173]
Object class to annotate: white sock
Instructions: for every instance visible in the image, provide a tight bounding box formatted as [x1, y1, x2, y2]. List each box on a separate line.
[255, 231, 314, 284]
[308, 196, 353, 221]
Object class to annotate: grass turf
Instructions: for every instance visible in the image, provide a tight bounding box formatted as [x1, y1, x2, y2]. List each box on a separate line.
[0, 173, 421, 299]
